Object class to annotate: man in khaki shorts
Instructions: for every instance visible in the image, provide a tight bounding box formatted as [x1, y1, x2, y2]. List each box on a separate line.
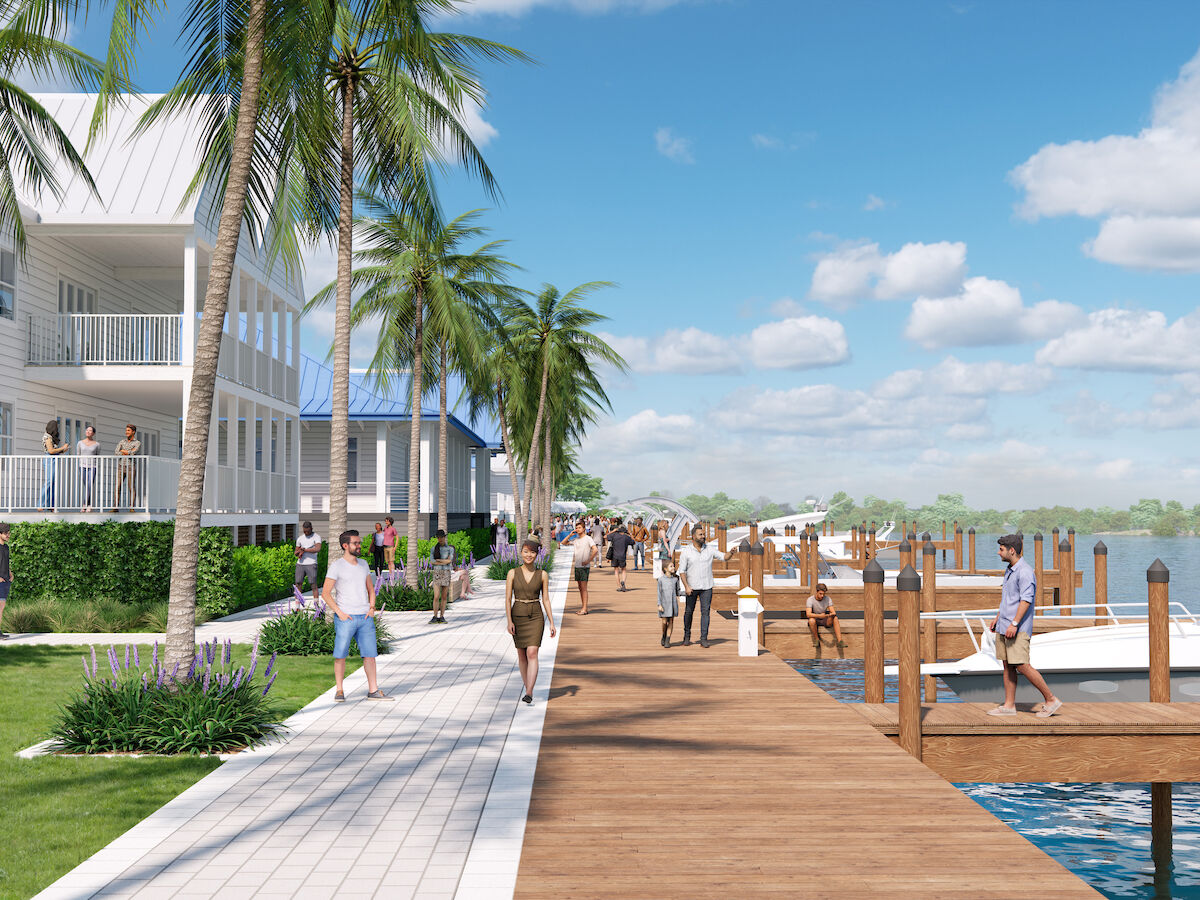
[988, 534, 1062, 718]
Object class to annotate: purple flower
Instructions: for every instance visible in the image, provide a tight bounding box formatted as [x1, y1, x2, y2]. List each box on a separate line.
[90, 645, 97, 678]
[205, 641, 215, 667]
[133, 645, 140, 668]
[171, 661, 181, 680]
[224, 639, 231, 666]
[186, 653, 198, 680]
[264, 652, 277, 680]
[293, 584, 306, 605]
[81, 655, 90, 679]
[231, 667, 244, 690]
[152, 641, 158, 672]
[202, 665, 211, 693]
[156, 666, 165, 689]
[108, 647, 119, 679]
[262, 671, 277, 696]
[124, 644, 130, 670]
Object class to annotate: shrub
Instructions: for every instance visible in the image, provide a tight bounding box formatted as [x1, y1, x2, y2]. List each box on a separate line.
[231, 543, 297, 612]
[257, 601, 394, 657]
[394, 532, 474, 565]
[3, 597, 210, 633]
[196, 527, 235, 616]
[375, 575, 435, 611]
[462, 527, 493, 560]
[50, 638, 282, 755]
[486, 543, 554, 580]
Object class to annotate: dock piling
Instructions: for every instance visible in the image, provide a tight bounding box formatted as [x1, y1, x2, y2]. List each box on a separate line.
[1094, 541, 1108, 626]
[897, 564, 922, 760]
[807, 532, 819, 589]
[1148, 559, 1170, 703]
[898, 537, 912, 572]
[738, 539, 751, 590]
[1152, 782, 1173, 895]
[717, 522, 727, 554]
[922, 540, 938, 703]
[1059, 538, 1074, 616]
[1034, 533, 1044, 604]
[863, 560, 885, 704]
[968, 527, 976, 574]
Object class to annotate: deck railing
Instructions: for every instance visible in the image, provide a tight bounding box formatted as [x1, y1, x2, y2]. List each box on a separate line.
[27, 314, 182, 365]
[300, 481, 411, 514]
[0, 455, 181, 512]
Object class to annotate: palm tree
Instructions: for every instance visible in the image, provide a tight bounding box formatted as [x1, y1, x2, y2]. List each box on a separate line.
[298, 1, 527, 542]
[0, 13, 103, 254]
[315, 197, 518, 585]
[507, 282, 625, 544]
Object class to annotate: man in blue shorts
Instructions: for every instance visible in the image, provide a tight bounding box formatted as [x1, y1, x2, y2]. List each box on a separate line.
[322, 529, 393, 702]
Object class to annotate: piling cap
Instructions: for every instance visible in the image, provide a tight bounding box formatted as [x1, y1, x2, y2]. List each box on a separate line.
[923, 540, 936, 556]
[717, 523, 726, 531]
[1052, 526, 1060, 534]
[1094, 540, 1108, 556]
[896, 564, 921, 592]
[808, 532, 818, 543]
[868, 528, 876, 536]
[750, 541, 764, 556]
[955, 525, 962, 534]
[1147, 559, 1170, 583]
[738, 538, 751, 552]
[1034, 532, 1043, 541]
[968, 527, 975, 534]
[898, 539, 911, 553]
[907, 531, 916, 541]
[921, 531, 931, 541]
[1068, 527, 1075, 534]
[1058, 538, 1071, 552]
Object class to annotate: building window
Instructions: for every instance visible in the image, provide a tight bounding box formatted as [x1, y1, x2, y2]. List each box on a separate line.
[0, 402, 12, 453]
[56, 412, 95, 449]
[140, 429, 160, 457]
[348, 437, 358, 485]
[57, 278, 96, 315]
[0, 250, 14, 319]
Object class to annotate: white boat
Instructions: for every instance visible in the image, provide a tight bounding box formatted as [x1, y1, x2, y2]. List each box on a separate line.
[883, 603, 1200, 703]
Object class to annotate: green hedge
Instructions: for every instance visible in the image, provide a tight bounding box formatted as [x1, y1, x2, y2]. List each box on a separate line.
[6, 521, 233, 615]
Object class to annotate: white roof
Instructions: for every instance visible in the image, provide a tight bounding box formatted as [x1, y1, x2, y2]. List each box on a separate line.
[19, 93, 209, 227]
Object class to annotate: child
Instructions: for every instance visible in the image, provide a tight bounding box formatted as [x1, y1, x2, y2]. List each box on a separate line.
[656, 558, 684, 648]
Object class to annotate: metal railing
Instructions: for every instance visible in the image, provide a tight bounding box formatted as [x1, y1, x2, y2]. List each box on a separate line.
[300, 481, 412, 514]
[0, 454, 180, 512]
[27, 314, 182, 365]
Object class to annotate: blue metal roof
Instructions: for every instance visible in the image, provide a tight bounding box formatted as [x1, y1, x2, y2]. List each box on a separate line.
[298, 354, 502, 450]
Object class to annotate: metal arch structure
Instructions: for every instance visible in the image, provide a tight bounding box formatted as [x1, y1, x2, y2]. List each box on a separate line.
[619, 496, 703, 548]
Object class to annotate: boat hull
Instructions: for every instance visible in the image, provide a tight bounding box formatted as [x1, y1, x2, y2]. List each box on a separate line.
[940, 668, 1200, 704]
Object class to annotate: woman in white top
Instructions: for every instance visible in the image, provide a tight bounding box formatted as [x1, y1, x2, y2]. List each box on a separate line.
[77, 425, 100, 512]
[39, 420, 69, 511]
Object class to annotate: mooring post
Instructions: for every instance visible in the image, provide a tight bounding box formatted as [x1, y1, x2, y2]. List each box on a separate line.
[850, 526, 858, 562]
[1033, 533, 1045, 606]
[868, 527, 876, 561]
[968, 527, 976, 574]
[897, 564, 922, 760]
[922, 539, 938, 703]
[1148, 559, 1170, 703]
[1068, 526, 1076, 558]
[1051, 526, 1060, 571]
[954, 525, 963, 569]
[764, 535, 776, 574]
[1093, 541, 1108, 626]
[1059, 538, 1074, 616]
[1151, 782, 1173, 896]
[898, 537, 912, 572]
[717, 522, 727, 554]
[808, 532, 820, 589]
[750, 540, 765, 598]
[749, 520, 758, 545]
[738, 539, 751, 591]
[863, 560, 885, 704]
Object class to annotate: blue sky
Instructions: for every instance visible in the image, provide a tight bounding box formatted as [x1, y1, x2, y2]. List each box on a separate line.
[60, 0, 1200, 509]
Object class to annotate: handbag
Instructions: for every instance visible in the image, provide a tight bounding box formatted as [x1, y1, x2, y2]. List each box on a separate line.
[605, 544, 614, 561]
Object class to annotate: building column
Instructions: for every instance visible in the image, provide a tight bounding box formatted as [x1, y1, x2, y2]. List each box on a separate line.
[182, 235, 197, 366]
[376, 422, 387, 513]
[419, 421, 433, 516]
[474, 448, 491, 517]
[227, 394, 239, 512]
[244, 400, 257, 512]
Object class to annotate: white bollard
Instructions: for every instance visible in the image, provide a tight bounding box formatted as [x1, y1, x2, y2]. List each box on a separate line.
[737, 587, 764, 657]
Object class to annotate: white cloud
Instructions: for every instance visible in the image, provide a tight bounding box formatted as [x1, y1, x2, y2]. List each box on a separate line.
[1095, 458, 1134, 480]
[904, 276, 1084, 349]
[876, 356, 1054, 400]
[746, 317, 849, 369]
[588, 409, 698, 454]
[1036, 308, 1200, 372]
[751, 133, 783, 150]
[655, 326, 740, 372]
[1011, 47, 1200, 271]
[768, 296, 805, 317]
[809, 240, 967, 305]
[654, 127, 694, 164]
[863, 194, 887, 211]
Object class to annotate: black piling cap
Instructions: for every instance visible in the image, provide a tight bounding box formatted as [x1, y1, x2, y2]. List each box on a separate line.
[1147, 559, 1170, 583]
[808, 532, 818, 543]
[751, 541, 764, 556]
[718, 523, 726, 531]
[896, 564, 921, 592]
[1034, 531, 1043, 541]
[738, 538, 751, 552]
[1058, 538, 1071, 552]
[968, 527, 975, 534]
[1094, 540, 1108, 556]
[906, 531, 916, 541]
[863, 559, 885, 584]
[1068, 527, 1076, 535]
[868, 528, 876, 536]
[1052, 526, 1060, 535]
[955, 525, 963, 534]
[923, 540, 937, 556]
[899, 539, 911, 553]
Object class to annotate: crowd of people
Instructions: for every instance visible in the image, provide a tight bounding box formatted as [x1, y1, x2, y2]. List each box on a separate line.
[37, 420, 144, 512]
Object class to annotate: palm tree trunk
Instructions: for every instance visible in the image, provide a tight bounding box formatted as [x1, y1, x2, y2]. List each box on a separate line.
[518, 338, 550, 544]
[437, 340, 448, 535]
[497, 380, 523, 541]
[543, 426, 553, 533]
[164, 0, 266, 673]
[530, 442, 542, 534]
[405, 284, 424, 586]
[329, 71, 356, 543]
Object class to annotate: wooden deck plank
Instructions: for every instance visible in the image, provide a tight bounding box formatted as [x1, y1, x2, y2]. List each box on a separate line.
[513, 566, 1100, 898]
[853, 701, 1200, 734]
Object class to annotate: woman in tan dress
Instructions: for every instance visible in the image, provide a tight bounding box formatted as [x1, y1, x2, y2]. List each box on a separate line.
[506, 539, 557, 705]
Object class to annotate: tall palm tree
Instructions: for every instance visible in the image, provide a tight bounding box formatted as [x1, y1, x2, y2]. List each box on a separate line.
[299, 1, 527, 542]
[314, 197, 517, 585]
[507, 282, 624, 544]
[0, 13, 103, 254]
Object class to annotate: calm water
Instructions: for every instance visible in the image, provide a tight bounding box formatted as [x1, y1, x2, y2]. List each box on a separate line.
[790, 658, 1200, 898]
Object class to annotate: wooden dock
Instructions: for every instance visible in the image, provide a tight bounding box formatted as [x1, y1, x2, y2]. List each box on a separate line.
[514, 566, 1101, 898]
[853, 701, 1200, 782]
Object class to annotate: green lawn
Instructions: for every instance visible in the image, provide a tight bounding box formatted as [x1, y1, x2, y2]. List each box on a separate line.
[0, 643, 358, 900]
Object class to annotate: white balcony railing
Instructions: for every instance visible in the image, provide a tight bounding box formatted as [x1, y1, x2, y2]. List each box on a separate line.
[27, 314, 182, 365]
[0, 455, 180, 513]
[300, 481, 411, 514]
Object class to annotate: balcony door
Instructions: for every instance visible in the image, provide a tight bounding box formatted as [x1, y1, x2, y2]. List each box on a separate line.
[56, 411, 95, 450]
[58, 279, 97, 361]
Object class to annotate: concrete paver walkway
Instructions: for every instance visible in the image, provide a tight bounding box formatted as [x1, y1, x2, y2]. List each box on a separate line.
[33, 557, 569, 900]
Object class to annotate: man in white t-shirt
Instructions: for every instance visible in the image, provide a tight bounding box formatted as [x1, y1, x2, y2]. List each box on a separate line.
[806, 583, 846, 649]
[322, 530, 393, 702]
[294, 521, 323, 602]
[560, 521, 598, 615]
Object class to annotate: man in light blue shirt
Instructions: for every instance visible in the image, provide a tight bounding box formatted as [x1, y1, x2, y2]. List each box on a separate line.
[677, 524, 738, 648]
[988, 534, 1062, 718]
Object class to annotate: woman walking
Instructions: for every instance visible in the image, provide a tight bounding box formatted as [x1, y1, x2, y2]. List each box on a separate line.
[39, 420, 69, 511]
[506, 538, 557, 705]
[370, 522, 386, 575]
[77, 425, 100, 512]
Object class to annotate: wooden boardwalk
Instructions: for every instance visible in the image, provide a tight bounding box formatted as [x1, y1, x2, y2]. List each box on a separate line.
[513, 565, 1100, 898]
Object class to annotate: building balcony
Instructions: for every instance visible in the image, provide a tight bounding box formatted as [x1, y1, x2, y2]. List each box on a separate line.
[27, 313, 182, 366]
[300, 481, 411, 514]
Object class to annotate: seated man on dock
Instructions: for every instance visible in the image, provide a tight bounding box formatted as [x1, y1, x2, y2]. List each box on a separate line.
[806, 583, 847, 650]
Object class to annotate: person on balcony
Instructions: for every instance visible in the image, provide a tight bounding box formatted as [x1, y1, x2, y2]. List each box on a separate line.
[111, 424, 140, 512]
[38, 420, 69, 512]
[77, 425, 100, 513]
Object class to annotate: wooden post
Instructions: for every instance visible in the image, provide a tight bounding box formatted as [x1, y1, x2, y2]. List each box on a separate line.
[1068, 526, 1076, 558]
[1148, 559, 1170, 704]
[898, 538, 912, 572]
[867, 528, 876, 561]
[1051, 526, 1060, 570]
[737, 539, 751, 591]
[1151, 782, 1173, 896]
[849, 526, 858, 562]
[863, 560, 885, 704]
[750, 541, 765, 598]
[764, 537, 776, 574]
[808, 532, 820, 589]
[901, 520, 908, 539]
[1058, 538, 1074, 616]
[954, 526, 962, 570]
[717, 523, 727, 554]
[968, 527, 976, 574]
[1033, 533, 1044, 606]
[897, 564, 922, 760]
[921, 540, 938, 703]
[1093, 541, 1109, 626]
[749, 521, 758, 545]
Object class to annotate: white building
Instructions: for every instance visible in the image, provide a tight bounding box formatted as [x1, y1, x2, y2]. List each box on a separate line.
[1, 94, 302, 543]
[298, 360, 497, 537]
